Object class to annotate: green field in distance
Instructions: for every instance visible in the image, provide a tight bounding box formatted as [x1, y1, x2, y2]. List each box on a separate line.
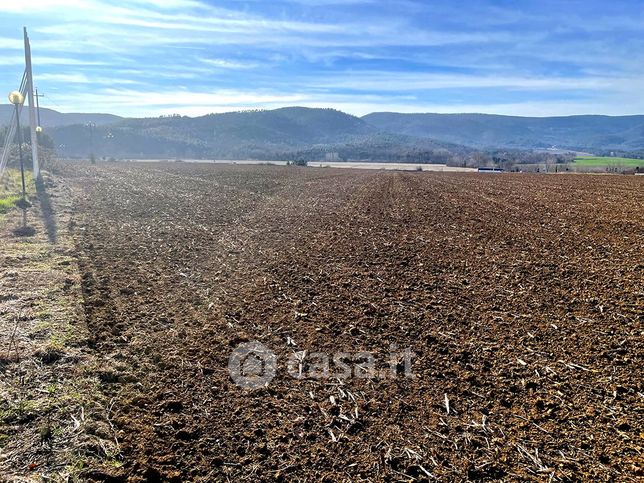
[574, 156, 642, 168]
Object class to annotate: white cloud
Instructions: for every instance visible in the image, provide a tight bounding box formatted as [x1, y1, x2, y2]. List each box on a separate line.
[2, 0, 643, 118]
[198, 58, 259, 70]
[36, 72, 141, 85]
[45, 87, 305, 114]
[0, 0, 87, 12]
[0, 0, 204, 13]
[36, 73, 90, 83]
[31, 83, 644, 119]
[0, 55, 107, 66]
[128, 0, 207, 8]
[0, 37, 22, 49]
[310, 71, 624, 92]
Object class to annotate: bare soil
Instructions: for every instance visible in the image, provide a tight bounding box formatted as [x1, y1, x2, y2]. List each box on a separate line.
[3, 162, 643, 481]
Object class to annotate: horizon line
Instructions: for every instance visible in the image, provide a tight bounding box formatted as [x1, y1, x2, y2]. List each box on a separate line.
[8, 105, 644, 120]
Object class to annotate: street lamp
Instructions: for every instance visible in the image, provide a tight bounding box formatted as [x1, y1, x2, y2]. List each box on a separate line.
[8, 90, 26, 201]
[8, 91, 23, 105]
[35, 125, 42, 145]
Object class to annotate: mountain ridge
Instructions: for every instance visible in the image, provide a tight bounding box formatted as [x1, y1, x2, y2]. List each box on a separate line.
[362, 112, 644, 151]
[0, 105, 122, 128]
[4, 106, 644, 157]
[46, 107, 461, 161]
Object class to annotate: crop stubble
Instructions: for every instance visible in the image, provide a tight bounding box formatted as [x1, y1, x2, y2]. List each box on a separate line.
[59, 163, 642, 481]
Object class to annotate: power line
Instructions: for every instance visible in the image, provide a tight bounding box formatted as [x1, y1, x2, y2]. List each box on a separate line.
[34, 87, 44, 126]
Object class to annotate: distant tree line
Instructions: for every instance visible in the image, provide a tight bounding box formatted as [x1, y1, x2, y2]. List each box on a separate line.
[0, 126, 56, 169]
[593, 150, 644, 159]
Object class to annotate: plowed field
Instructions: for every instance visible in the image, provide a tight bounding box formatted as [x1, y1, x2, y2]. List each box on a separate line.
[33, 164, 644, 480]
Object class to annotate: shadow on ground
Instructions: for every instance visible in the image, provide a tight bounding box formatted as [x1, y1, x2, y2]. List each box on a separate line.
[12, 208, 35, 237]
[36, 177, 57, 244]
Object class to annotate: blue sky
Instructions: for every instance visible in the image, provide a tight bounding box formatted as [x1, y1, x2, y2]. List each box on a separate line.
[1, 0, 643, 117]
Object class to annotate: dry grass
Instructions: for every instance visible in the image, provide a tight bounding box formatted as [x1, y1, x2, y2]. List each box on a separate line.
[0, 169, 33, 213]
[0, 171, 119, 481]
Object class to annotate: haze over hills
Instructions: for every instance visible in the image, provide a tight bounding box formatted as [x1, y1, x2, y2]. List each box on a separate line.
[4, 106, 644, 160]
[363, 112, 644, 151]
[0, 105, 122, 128]
[46, 107, 461, 161]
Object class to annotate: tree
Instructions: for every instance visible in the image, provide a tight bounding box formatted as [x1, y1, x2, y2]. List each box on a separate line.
[0, 127, 56, 170]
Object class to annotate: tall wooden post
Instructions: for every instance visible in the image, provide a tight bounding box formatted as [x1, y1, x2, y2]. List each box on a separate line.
[24, 27, 39, 179]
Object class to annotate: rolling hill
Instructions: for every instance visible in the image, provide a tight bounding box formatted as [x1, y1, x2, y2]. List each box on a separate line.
[5, 106, 644, 159]
[362, 112, 644, 151]
[48, 107, 461, 161]
[0, 105, 122, 128]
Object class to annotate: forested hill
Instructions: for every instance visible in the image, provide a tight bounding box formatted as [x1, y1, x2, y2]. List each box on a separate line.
[363, 112, 644, 151]
[5, 106, 644, 160]
[47, 107, 462, 161]
[0, 104, 122, 128]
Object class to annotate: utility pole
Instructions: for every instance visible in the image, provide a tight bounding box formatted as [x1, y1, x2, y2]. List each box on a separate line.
[87, 122, 96, 163]
[34, 88, 43, 127]
[34, 89, 44, 153]
[15, 106, 26, 199]
[23, 27, 39, 179]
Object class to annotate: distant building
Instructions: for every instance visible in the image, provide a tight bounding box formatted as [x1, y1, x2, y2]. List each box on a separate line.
[478, 167, 504, 173]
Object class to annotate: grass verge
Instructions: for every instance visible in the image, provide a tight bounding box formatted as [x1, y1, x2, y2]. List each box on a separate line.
[0, 171, 120, 481]
[0, 168, 34, 215]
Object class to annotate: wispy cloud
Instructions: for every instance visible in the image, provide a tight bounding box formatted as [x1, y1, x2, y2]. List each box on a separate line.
[36, 73, 141, 85]
[198, 58, 260, 70]
[1, 0, 643, 117]
[0, 37, 22, 49]
[42, 85, 644, 118]
[0, 55, 108, 66]
[311, 71, 622, 92]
